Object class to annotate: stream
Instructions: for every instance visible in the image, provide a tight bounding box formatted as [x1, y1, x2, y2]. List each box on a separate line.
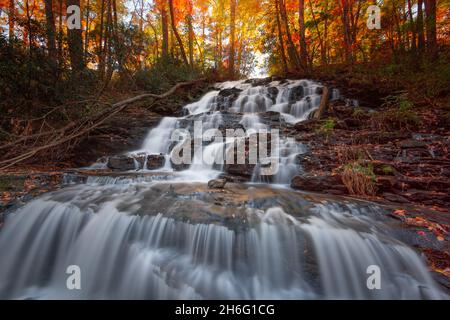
[0, 79, 447, 299]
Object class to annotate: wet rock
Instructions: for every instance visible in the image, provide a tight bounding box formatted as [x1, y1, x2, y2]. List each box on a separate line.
[218, 123, 245, 135]
[399, 139, 427, 149]
[215, 88, 242, 110]
[291, 174, 346, 193]
[224, 163, 255, 179]
[147, 154, 165, 170]
[218, 173, 249, 183]
[107, 155, 136, 171]
[134, 154, 146, 169]
[316, 87, 324, 95]
[382, 192, 410, 203]
[208, 178, 227, 189]
[218, 87, 242, 98]
[293, 119, 317, 132]
[376, 176, 397, 193]
[244, 77, 273, 87]
[288, 86, 304, 102]
[267, 87, 279, 101]
[170, 159, 190, 171]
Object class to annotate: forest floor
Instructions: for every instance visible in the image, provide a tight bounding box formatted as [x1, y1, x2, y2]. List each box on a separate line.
[0, 71, 449, 289]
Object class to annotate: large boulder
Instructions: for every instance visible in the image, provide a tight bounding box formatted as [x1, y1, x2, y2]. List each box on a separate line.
[146, 154, 165, 170]
[107, 155, 136, 171]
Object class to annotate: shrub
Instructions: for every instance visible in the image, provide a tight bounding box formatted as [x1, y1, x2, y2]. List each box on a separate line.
[341, 162, 377, 196]
[381, 165, 395, 175]
[372, 92, 421, 130]
[315, 118, 335, 141]
[133, 56, 201, 92]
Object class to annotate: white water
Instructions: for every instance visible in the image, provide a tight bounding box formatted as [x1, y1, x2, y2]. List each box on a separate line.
[94, 79, 333, 180]
[0, 79, 447, 300]
[0, 183, 445, 299]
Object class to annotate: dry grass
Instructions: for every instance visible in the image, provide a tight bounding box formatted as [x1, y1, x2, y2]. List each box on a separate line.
[341, 163, 377, 197]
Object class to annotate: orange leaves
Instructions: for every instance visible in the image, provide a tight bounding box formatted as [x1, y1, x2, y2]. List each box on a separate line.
[393, 208, 448, 242]
[0, 0, 8, 9]
[393, 209, 406, 217]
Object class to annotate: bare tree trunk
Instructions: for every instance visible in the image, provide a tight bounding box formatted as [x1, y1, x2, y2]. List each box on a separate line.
[67, 0, 85, 72]
[275, 0, 288, 74]
[407, 0, 417, 52]
[44, 0, 57, 65]
[105, 0, 113, 82]
[323, 0, 329, 65]
[279, 0, 300, 70]
[98, 0, 106, 77]
[161, 4, 169, 58]
[57, 0, 63, 67]
[298, 0, 308, 70]
[8, 0, 14, 44]
[84, 0, 90, 61]
[228, 0, 237, 78]
[341, 0, 353, 65]
[111, 0, 126, 78]
[187, 15, 194, 66]
[425, 0, 437, 59]
[168, 0, 189, 65]
[417, 0, 425, 51]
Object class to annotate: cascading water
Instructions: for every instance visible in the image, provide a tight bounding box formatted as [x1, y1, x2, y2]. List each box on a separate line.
[0, 79, 447, 299]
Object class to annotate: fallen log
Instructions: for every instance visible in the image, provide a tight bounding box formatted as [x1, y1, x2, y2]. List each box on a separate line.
[0, 78, 207, 170]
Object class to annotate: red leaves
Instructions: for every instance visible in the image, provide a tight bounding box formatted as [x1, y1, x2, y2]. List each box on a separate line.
[393, 208, 448, 242]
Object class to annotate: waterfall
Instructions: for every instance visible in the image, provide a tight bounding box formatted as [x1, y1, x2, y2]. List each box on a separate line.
[0, 79, 446, 300]
[140, 117, 178, 154]
[0, 185, 445, 299]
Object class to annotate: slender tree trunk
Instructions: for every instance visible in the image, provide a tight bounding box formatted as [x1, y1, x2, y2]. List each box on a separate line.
[187, 0, 194, 67]
[105, 0, 113, 82]
[168, 0, 189, 65]
[275, 0, 288, 74]
[323, 0, 329, 65]
[8, 0, 14, 44]
[298, 0, 308, 70]
[161, 4, 169, 58]
[98, 0, 105, 77]
[341, 0, 353, 65]
[187, 16, 194, 66]
[84, 0, 90, 61]
[111, 0, 126, 79]
[57, 0, 63, 67]
[417, 0, 425, 51]
[407, 0, 417, 52]
[229, 0, 237, 78]
[425, 0, 437, 59]
[44, 0, 57, 64]
[25, 0, 33, 52]
[67, 0, 85, 72]
[279, 0, 300, 70]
